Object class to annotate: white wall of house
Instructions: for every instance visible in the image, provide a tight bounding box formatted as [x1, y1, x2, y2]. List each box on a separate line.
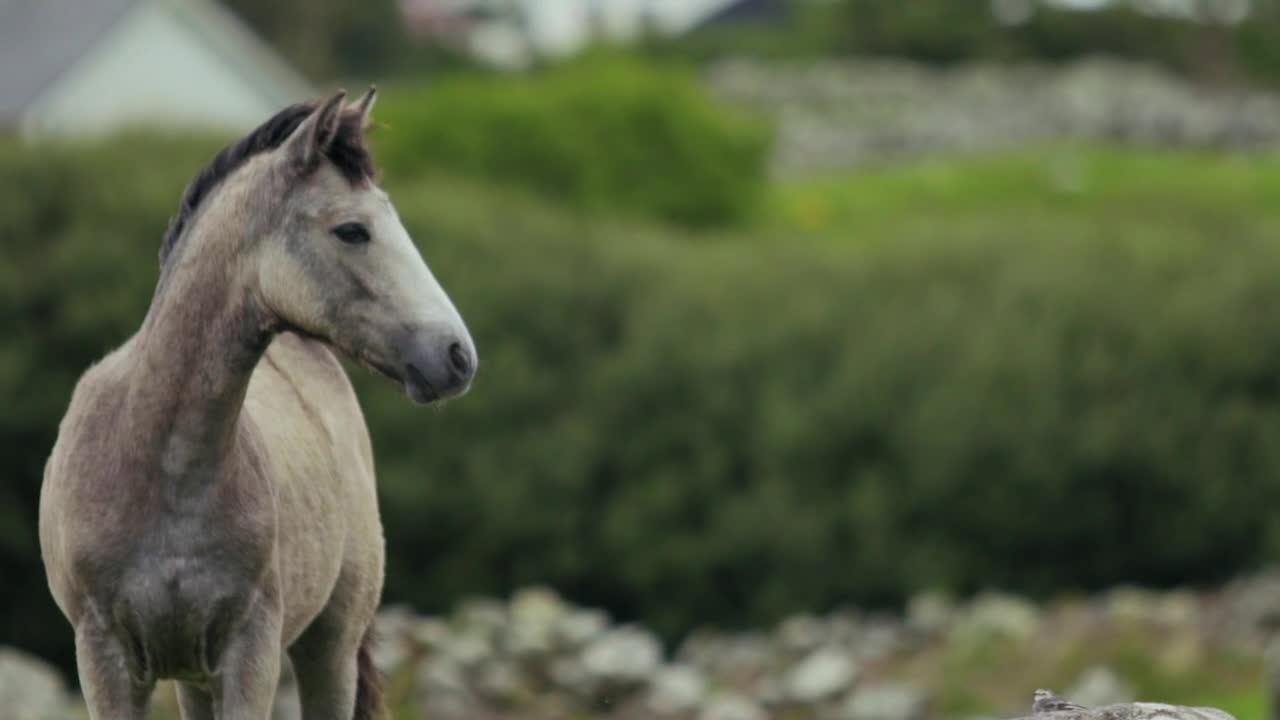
[464, 0, 745, 67]
[21, 1, 299, 138]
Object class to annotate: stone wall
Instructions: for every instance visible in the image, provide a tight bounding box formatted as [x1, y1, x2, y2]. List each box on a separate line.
[354, 572, 1277, 720]
[706, 58, 1280, 177]
[6, 573, 1278, 720]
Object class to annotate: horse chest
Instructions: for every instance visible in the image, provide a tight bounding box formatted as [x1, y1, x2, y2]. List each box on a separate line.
[88, 525, 272, 681]
[53, 457, 279, 677]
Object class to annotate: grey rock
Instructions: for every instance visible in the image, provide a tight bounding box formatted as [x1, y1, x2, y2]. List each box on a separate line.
[442, 628, 492, 668]
[1007, 702, 1235, 720]
[1217, 570, 1280, 648]
[700, 693, 768, 720]
[475, 658, 526, 704]
[371, 605, 417, 673]
[556, 607, 610, 649]
[1067, 666, 1135, 707]
[415, 655, 478, 720]
[776, 614, 828, 654]
[955, 592, 1041, 644]
[827, 613, 863, 646]
[506, 586, 568, 656]
[580, 625, 663, 686]
[0, 647, 73, 720]
[549, 656, 593, 696]
[413, 616, 451, 651]
[1106, 587, 1165, 627]
[785, 646, 858, 702]
[840, 684, 929, 720]
[647, 664, 709, 716]
[679, 632, 773, 680]
[855, 617, 907, 661]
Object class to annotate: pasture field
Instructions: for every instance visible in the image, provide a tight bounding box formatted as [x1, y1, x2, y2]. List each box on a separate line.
[5, 139, 1280, 719]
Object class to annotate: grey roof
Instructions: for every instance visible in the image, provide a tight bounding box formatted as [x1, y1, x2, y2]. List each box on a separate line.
[0, 0, 138, 120]
[0, 0, 314, 126]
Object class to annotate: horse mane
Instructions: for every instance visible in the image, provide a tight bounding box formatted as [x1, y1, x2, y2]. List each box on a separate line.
[159, 101, 376, 268]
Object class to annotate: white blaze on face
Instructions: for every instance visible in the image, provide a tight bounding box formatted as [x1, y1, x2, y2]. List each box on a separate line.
[369, 189, 470, 342]
[338, 186, 476, 402]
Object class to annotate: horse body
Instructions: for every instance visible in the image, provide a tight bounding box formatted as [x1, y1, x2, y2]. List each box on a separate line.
[39, 89, 475, 720]
[43, 332, 375, 679]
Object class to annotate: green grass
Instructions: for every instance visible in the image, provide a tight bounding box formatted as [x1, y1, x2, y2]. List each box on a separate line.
[923, 621, 1265, 720]
[767, 145, 1280, 252]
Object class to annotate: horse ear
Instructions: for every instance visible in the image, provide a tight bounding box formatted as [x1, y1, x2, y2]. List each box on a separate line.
[351, 85, 377, 129]
[285, 90, 347, 172]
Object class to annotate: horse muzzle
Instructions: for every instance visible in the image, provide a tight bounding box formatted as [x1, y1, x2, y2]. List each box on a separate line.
[397, 329, 476, 404]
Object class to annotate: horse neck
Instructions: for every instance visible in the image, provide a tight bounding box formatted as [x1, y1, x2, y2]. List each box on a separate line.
[126, 223, 274, 483]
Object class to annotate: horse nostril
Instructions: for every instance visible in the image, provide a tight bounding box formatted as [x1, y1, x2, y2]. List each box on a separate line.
[448, 342, 471, 377]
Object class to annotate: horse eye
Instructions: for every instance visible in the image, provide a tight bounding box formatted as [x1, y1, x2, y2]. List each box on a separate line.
[332, 222, 370, 245]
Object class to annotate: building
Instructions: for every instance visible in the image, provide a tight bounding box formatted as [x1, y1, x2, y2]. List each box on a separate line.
[400, 0, 789, 68]
[0, 0, 314, 139]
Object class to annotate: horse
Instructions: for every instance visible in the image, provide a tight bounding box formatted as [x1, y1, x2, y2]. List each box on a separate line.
[38, 88, 476, 720]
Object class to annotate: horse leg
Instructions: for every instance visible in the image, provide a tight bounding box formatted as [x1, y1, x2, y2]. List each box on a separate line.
[288, 617, 361, 720]
[74, 619, 153, 720]
[213, 602, 283, 720]
[176, 683, 215, 720]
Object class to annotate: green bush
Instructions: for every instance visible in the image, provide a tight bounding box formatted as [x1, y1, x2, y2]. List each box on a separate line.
[7, 135, 1280, 674]
[373, 54, 771, 227]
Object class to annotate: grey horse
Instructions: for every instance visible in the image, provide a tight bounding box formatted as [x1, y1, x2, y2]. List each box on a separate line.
[40, 88, 476, 720]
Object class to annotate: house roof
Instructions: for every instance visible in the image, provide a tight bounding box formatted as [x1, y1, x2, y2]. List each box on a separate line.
[0, 0, 137, 121]
[162, 0, 315, 106]
[0, 0, 314, 123]
[647, 0, 760, 34]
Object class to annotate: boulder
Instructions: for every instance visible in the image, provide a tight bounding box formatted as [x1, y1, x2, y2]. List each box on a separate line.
[580, 625, 663, 687]
[955, 592, 1041, 645]
[0, 648, 73, 720]
[415, 655, 478, 720]
[784, 646, 858, 703]
[840, 684, 929, 720]
[700, 693, 768, 720]
[1067, 667, 1135, 707]
[776, 614, 828, 655]
[555, 607, 610, 650]
[1017, 701, 1234, 720]
[506, 586, 568, 656]
[647, 664, 709, 716]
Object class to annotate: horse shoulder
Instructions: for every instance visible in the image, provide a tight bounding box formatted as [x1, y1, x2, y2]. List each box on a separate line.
[246, 333, 380, 642]
[40, 344, 135, 621]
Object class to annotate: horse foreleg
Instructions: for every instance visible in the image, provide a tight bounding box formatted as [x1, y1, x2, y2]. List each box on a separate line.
[212, 603, 283, 720]
[74, 619, 153, 720]
[288, 619, 360, 720]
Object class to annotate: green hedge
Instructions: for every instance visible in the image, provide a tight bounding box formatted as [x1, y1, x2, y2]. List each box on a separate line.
[7, 135, 1280, 674]
[373, 55, 771, 227]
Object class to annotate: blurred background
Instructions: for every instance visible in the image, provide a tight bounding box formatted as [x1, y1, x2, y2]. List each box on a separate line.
[5, 0, 1280, 718]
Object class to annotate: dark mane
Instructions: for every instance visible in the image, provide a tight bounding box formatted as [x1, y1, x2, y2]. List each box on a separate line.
[159, 101, 375, 267]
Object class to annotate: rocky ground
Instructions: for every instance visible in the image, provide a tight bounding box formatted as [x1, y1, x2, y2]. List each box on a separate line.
[707, 58, 1280, 176]
[4, 571, 1278, 720]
